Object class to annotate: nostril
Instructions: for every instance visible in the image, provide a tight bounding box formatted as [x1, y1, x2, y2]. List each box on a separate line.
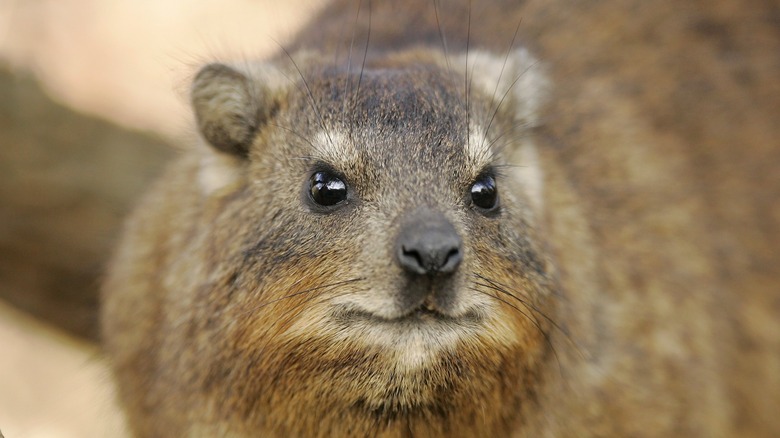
[440, 247, 462, 273]
[400, 246, 427, 274]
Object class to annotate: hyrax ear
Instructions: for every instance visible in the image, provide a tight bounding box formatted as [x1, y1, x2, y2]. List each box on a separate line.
[191, 63, 274, 157]
[455, 49, 549, 127]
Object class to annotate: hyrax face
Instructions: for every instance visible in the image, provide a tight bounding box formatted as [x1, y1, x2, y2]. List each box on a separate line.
[104, 49, 553, 436]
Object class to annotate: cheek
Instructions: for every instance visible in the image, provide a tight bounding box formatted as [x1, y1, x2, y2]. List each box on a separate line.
[225, 257, 356, 346]
[465, 238, 554, 350]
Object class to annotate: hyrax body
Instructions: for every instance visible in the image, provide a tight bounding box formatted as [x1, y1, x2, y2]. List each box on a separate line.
[104, 0, 780, 436]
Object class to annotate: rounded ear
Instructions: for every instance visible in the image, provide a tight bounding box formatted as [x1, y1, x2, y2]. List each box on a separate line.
[191, 63, 268, 157]
[456, 49, 549, 128]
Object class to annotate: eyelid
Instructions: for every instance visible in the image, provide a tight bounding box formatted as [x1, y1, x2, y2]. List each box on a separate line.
[473, 166, 499, 183]
[310, 161, 350, 185]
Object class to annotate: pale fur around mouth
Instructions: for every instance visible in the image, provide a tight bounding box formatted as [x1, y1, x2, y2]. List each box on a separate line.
[328, 305, 486, 368]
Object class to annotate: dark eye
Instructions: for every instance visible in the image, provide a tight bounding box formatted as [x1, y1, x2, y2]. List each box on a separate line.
[470, 175, 498, 211]
[310, 171, 347, 206]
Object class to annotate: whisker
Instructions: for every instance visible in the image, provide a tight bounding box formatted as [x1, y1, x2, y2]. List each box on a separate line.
[351, 0, 371, 119]
[473, 281, 557, 332]
[432, 0, 452, 75]
[480, 58, 542, 147]
[275, 40, 336, 149]
[432, 0, 467, 139]
[341, 0, 364, 130]
[491, 163, 528, 170]
[480, 20, 522, 152]
[267, 285, 345, 333]
[237, 277, 364, 317]
[243, 283, 366, 353]
[473, 274, 588, 361]
[468, 285, 563, 377]
[465, 0, 472, 159]
[290, 155, 320, 162]
[474, 273, 567, 331]
[268, 123, 317, 151]
[486, 126, 533, 155]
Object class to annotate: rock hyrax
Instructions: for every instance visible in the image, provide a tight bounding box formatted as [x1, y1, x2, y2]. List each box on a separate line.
[105, 0, 780, 436]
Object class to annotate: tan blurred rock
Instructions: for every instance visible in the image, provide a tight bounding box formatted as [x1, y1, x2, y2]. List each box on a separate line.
[0, 66, 172, 339]
[0, 301, 127, 438]
[0, 0, 325, 137]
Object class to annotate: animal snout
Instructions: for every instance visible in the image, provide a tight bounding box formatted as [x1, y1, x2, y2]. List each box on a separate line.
[395, 210, 463, 275]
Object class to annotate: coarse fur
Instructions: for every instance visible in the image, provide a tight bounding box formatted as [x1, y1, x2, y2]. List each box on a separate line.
[102, 0, 780, 437]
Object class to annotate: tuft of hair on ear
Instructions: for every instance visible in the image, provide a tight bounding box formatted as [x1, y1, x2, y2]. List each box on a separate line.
[191, 63, 267, 157]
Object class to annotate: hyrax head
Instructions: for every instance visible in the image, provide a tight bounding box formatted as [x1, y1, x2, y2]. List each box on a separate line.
[185, 49, 552, 430]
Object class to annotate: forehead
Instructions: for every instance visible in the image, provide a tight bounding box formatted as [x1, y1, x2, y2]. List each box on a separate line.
[302, 67, 494, 176]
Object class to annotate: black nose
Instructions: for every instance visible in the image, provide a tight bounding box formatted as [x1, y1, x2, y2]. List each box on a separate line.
[395, 210, 463, 275]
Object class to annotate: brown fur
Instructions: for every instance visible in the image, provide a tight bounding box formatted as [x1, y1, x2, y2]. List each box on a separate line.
[102, 0, 780, 437]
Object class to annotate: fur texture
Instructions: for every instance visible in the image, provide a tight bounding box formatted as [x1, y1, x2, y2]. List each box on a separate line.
[102, 0, 780, 436]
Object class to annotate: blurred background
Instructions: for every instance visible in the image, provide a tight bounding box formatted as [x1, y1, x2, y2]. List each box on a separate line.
[0, 0, 322, 436]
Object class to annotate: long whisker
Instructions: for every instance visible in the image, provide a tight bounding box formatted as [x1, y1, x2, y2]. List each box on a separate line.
[486, 125, 533, 156]
[480, 58, 542, 148]
[268, 123, 317, 150]
[265, 285, 353, 335]
[473, 281, 559, 334]
[432, 0, 467, 138]
[475, 270, 565, 301]
[232, 279, 364, 355]
[465, 0, 472, 159]
[489, 163, 528, 171]
[432, 0, 452, 74]
[275, 41, 335, 149]
[480, 20, 522, 151]
[237, 284, 367, 372]
[238, 277, 364, 317]
[468, 285, 563, 377]
[474, 273, 568, 333]
[473, 274, 588, 360]
[342, 0, 364, 131]
[351, 0, 371, 117]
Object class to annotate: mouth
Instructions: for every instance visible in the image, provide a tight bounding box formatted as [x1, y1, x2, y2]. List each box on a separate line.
[413, 303, 440, 317]
[406, 299, 457, 320]
[333, 301, 482, 327]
